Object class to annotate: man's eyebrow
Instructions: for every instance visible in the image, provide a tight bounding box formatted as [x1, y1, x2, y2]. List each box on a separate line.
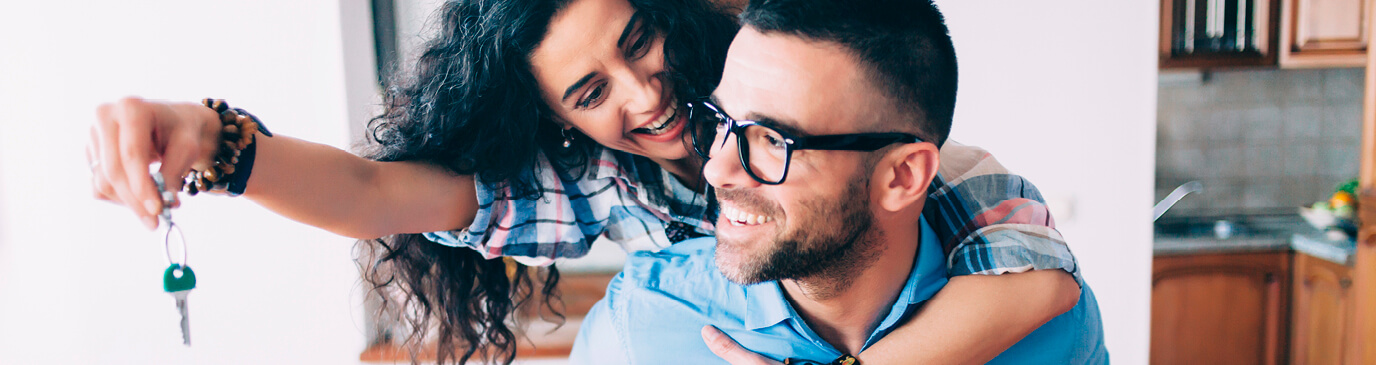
[747, 114, 809, 137]
[708, 94, 810, 137]
[561, 73, 597, 103]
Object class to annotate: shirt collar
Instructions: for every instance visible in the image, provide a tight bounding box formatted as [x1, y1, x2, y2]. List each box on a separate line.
[743, 280, 794, 330]
[740, 216, 949, 344]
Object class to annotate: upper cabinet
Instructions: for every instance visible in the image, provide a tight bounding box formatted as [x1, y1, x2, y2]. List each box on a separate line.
[1161, 0, 1282, 68]
[1279, 0, 1370, 67]
[1160, 0, 1369, 68]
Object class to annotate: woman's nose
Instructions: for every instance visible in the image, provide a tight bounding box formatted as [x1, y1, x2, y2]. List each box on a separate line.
[617, 68, 663, 115]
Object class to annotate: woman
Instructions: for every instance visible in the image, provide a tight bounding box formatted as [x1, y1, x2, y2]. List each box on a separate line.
[88, 0, 1081, 364]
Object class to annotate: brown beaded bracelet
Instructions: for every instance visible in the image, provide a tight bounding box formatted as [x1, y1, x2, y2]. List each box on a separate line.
[184, 98, 271, 196]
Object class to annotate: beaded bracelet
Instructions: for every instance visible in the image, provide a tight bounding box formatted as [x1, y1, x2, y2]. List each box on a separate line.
[184, 98, 272, 196]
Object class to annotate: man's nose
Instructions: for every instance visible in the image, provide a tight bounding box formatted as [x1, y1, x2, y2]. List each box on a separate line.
[703, 134, 760, 190]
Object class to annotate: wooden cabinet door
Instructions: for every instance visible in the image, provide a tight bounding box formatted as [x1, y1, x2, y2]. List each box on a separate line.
[1151, 252, 1292, 365]
[1281, 0, 1370, 67]
[1291, 253, 1355, 365]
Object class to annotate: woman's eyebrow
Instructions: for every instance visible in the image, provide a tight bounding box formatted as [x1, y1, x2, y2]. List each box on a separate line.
[561, 13, 643, 103]
[562, 73, 597, 102]
[617, 13, 644, 48]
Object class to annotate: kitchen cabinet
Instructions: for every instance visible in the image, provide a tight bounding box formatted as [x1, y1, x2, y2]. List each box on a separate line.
[1290, 252, 1356, 364]
[1160, 0, 1282, 68]
[1279, 0, 1370, 67]
[1151, 251, 1292, 365]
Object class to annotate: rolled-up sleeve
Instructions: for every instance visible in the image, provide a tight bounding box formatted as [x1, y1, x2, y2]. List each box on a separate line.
[925, 142, 1083, 285]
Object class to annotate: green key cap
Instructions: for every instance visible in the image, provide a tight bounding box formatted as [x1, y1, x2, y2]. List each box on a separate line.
[163, 264, 196, 292]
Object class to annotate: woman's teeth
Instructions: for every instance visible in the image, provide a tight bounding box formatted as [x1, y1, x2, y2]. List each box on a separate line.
[721, 205, 773, 226]
[633, 104, 679, 135]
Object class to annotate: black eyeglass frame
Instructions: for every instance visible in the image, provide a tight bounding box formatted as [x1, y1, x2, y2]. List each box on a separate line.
[688, 98, 925, 185]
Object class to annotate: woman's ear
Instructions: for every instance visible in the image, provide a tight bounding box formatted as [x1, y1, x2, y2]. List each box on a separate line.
[874, 142, 940, 213]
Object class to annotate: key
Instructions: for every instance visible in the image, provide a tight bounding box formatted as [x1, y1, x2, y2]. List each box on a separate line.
[164, 263, 197, 346]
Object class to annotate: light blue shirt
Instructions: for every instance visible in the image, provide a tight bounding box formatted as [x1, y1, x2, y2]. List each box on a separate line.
[571, 217, 1108, 364]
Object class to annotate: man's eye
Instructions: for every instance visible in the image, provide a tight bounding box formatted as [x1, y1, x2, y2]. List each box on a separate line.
[578, 84, 605, 109]
[764, 134, 785, 148]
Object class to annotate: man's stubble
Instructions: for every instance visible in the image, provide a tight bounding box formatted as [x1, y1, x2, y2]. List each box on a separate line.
[714, 168, 886, 299]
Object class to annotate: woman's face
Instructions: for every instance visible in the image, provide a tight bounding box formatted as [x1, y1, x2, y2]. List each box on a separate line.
[529, 0, 691, 163]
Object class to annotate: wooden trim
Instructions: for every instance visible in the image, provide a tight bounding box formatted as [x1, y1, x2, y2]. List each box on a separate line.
[1350, 1, 1376, 359]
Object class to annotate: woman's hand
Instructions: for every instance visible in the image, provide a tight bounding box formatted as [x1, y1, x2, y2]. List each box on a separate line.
[702, 325, 784, 365]
[88, 97, 221, 229]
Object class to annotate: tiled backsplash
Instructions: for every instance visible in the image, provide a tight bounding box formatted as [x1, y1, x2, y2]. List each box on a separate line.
[1156, 68, 1364, 217]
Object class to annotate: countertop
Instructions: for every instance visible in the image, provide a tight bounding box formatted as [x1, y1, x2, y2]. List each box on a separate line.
[1154, 215, 1357, 266]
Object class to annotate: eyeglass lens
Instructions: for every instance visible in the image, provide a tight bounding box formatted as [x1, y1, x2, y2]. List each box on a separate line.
[689, 102, 790, 184]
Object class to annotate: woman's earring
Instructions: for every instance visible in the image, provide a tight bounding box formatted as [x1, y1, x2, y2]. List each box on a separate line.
[561, 128, 574, 148]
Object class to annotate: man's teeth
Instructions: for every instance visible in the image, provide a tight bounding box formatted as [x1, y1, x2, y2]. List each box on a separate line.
[635, 104, 678, 135]
[721, 205, 773, 226]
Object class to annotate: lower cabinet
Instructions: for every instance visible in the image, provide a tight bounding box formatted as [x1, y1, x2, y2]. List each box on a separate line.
[1290, 253, 1356, 365]
[1151, 251, 1357, 365]
[1151, 251, 1293, 365]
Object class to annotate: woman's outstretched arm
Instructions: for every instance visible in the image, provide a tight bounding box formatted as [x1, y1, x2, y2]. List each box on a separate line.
[856, 270, 1080, 364]
[90, 97, 478, 239]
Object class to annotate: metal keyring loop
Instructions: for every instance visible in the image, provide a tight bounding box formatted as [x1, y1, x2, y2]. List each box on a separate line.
[151, 172, 188, 266]
[164, 221, 188, 266]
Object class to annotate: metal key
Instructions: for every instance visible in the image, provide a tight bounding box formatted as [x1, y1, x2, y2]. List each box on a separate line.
[152, 172, 195, 346]
[164, 263, 196, 346]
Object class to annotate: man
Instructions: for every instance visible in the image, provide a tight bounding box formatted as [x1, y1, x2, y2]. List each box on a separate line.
[571, 0, 1108, 363]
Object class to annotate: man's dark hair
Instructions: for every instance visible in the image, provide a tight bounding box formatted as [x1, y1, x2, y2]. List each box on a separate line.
[740, 0, 958, 147]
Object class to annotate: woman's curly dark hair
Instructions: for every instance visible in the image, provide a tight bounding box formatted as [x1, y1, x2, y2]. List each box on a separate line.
[355, 0, 740, 363]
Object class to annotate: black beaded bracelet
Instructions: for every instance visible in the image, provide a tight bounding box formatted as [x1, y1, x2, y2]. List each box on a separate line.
[185, 99, 272, 196]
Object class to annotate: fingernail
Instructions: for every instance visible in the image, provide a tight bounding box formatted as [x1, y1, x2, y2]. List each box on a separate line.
[144, 216, 158, 230]
[702, 325, 720, 340]
[144, 199, 161, 216]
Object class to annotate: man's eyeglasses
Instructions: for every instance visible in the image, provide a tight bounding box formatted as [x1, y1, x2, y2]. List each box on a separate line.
[687, 98, 925, 185]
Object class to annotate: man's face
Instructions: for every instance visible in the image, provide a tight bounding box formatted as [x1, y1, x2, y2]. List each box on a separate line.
[704, 28, 893, 285]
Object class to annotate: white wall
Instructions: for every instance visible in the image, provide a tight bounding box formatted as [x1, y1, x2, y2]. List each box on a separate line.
[0, 1, 371, 364]
[939, 1, 1159, 363]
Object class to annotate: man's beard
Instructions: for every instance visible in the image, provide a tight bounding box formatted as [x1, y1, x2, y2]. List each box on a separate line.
[714, 172, 883, 291]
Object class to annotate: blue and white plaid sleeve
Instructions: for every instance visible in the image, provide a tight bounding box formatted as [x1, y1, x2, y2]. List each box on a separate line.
[923, 142, 1083, 285]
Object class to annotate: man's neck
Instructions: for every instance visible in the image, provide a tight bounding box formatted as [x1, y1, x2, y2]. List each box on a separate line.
[780, 222, 921, 355]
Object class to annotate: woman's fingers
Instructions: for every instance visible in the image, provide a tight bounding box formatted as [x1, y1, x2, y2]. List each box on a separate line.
[116, 98, 163, 224]
[702, 325, 782, 365]
[93, 97, 161, 229]
[86, 133, 116, 202]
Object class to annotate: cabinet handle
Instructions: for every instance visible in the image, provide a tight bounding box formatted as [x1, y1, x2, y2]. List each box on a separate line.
[1340, 278, 1353, 289]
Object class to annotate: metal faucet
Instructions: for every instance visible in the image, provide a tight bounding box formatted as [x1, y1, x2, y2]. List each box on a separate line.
[1154, 181, 1203, 221]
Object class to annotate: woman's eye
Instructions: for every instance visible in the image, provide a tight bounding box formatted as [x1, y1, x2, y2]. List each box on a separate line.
[626, 27, 653, 59]
[578, 84, 606, 109]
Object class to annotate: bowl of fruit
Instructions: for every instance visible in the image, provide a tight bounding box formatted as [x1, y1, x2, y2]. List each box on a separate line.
[1300, 179, 1360, 241]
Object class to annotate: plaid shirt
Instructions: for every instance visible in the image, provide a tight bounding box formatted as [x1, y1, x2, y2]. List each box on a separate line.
[424, 142, 1081, 283]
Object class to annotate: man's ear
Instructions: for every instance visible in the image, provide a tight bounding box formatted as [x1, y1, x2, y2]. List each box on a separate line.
[874, 142, 940, 213]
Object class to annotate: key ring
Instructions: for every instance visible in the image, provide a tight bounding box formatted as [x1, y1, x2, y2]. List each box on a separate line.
[152, 173, 188, 266]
